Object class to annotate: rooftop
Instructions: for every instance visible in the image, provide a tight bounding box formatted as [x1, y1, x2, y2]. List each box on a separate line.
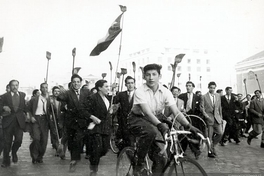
[237, 50, 264, 64]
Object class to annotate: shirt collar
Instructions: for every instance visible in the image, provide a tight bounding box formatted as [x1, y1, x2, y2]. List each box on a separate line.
[143, 83, 164, 93]
[11, 92, 19, 96]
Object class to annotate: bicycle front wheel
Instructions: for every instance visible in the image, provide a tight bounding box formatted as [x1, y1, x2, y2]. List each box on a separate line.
[116, 147, 135, 176]
[110, 123, 120, 154]
[166, 156, 207, 176]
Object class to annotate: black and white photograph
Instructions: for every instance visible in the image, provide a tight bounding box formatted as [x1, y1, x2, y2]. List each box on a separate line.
[0, 0, 264, 176]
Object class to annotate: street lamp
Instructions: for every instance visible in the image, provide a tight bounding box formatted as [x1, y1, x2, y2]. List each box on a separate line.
[102, 73, 107, 80]
[177, 73, 181, 86]
[170, 54, 185, 89]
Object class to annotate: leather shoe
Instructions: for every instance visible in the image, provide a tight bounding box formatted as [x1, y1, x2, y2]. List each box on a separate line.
[36, 159, 43, 163]
[260, 143, 264, 148]
[12, 153, 18, 163]
[90, 171, 97, 176]
[207, 152, 215, 158]
[32, 159, 37, 164]
[69, 160, 77, 172]
[194, 151, 201, 160]
[247, 137, 252, 145]
[1, 163, 10, 168]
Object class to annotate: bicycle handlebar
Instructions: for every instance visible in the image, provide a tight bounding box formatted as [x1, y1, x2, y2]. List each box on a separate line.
[160, 130, 211, 154]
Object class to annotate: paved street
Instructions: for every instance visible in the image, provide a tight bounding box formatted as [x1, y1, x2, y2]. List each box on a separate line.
[0, 133, 264, 176]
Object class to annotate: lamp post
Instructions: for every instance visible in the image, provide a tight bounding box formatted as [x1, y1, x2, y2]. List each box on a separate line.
[116, 72, 122, 92]
[120, 68, 127, 91]
[177, 73, 181, 87]
[170, 54, 185, 89]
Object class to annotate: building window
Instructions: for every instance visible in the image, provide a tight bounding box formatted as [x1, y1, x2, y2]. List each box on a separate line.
[204, 50, 208, 54]
[207, 67, 211, 72]
[167, 57, 172, 62]
[206, 59, 210, 64]
[187, 59, 191, 64]
[197, 59, 201, 64]
[188, 66, 191, 72]
[168, 66, 171, 71]
[193, 49, 199, 53]
[178, 66, 182, 71]
[197, 67, 201, 72]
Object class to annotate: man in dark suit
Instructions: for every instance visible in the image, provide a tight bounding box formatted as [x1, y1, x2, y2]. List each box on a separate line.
[200, 82, 223, 158]
[247, 90, 264, 147]
[114, 76, 135, 151]
[220, 87, 237, 145]
[0, 80, 28, 167]
[178, 81, 201, 159]
[85, 80, 112, 176]
[57, 74, 92, 172]
[28, 83, 51, 164]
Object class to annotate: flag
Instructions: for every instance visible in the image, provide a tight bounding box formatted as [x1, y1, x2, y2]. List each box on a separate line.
[0, 37, 4, 53]
[46, 51, 51, 60]
[90, 13, 124, 56]
[119, 5, 127, 12]
[73, 67, 81, 74]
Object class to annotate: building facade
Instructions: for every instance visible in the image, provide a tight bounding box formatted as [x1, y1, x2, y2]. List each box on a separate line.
[235, 50, 264, 96]
[119, 46, 213, 93]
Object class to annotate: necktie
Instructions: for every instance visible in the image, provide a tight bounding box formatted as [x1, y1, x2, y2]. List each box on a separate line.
[76, 91, 80, 100]
[41, 98, 46, 114]
[227, 95, 230, 103]
[128, 91, 132, 103]
[186, 93, 192, 112]
[212, 95, 215, 107]
[12, 92, 19, 112]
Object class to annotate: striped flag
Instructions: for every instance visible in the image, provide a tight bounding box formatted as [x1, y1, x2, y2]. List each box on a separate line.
[90, 13, 124, 56]
[73, 67, 81, 74]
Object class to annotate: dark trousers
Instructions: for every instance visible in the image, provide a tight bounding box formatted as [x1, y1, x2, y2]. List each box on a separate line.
[127, 114, 167, 175]
[0, 126, 3, 155]
[222, 117, 233, 142]
[2, 119, 23, 164]
[49, 117, 59, 150]
[245, 116, 252, 133]
[30, 115, 49, 161]
[89, 133, 110, 172]
[67, 127, 85, 161]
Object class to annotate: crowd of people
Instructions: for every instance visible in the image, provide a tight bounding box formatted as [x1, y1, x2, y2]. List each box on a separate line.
[0, 63, 263, 176]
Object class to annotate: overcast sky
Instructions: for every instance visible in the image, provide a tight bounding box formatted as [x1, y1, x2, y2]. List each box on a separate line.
[1, 0, 264, 93]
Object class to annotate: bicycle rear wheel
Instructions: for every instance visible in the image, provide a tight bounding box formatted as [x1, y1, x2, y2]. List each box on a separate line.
[110, 123, 120, 154]
[116, 147, 135, 176]
[165, 156, 207, 176]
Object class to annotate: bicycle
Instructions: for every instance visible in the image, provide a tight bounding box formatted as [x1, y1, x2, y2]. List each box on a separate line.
[116, 114, 210, 176]
[110, 113, 120, 154]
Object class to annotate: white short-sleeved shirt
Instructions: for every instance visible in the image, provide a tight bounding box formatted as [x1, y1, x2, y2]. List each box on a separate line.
[131, 83, 175, 116]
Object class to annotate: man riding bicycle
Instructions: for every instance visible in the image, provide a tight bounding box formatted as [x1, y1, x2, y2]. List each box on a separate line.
[127, 63, 200, 176]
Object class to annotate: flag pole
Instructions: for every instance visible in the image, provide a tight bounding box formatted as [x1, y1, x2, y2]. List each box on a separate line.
[110, 6, 127, 106]
[45, 51, 51, 83]
[113, 11, 125, 87]
[45, 59, 50, 83]
[72, 48, 76, 75]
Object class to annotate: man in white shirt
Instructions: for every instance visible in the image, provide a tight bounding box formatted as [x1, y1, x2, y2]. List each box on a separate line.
[28, 83, 50, 164]
[127, 64, 200, 176]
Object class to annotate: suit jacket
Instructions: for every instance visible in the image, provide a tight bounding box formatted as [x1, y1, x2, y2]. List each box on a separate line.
[57, 88, 91, 129]
[178, 92, 200, 115]
[28, 95, 51, 120]
[200, 92, 222, 126]
[85, 93, 111, 135]
[114, 91, 134, 127]
[249, 98, 264, 124]
[221, 95, 236, 120]
[0, 91, 27, 129]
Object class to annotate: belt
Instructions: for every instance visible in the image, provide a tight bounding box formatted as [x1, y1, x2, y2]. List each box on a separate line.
[35, 114, 46, 117]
